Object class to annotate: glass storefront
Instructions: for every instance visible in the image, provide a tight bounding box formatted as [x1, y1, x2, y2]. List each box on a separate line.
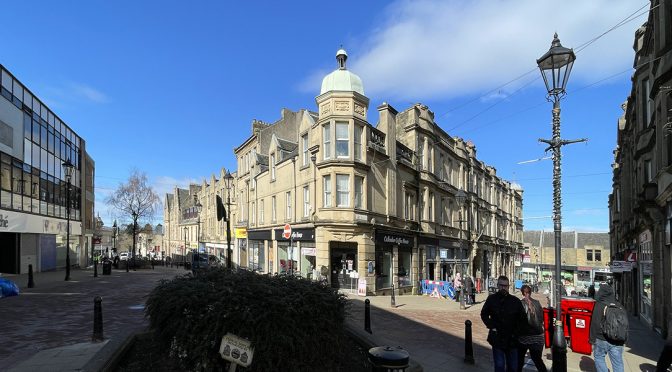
[375, 247, 393, 288]
[300, 242, 316, 279]
[248, 240, 264, 272]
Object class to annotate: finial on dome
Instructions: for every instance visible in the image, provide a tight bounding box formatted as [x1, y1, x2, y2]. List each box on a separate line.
[336, 47, 348, 70]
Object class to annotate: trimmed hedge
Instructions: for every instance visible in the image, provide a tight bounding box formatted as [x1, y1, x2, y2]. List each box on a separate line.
[145, 269, 352, 371]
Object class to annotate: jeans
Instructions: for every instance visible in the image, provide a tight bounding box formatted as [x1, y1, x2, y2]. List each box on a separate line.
[517, 343, 547, 372]
[593, 338, 624, 372]
[493, 347, 518, 372]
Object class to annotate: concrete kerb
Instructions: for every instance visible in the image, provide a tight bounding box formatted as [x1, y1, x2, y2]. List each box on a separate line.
[82, 326, 147, 372]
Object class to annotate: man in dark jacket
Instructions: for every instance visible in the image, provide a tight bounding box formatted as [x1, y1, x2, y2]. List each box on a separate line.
[589, 283, 625, 372]
[465, 276, 474, 305]
[481, 275, 527, 372]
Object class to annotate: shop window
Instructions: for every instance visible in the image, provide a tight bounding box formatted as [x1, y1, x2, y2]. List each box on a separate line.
[398, 250, 412, 287]
[375, 249, 393, 289]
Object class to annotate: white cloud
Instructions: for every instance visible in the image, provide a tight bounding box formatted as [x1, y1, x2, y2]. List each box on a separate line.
[337, 0, 645, 101]
[70, 83, 108, 103]
[153, 175, 199, 200]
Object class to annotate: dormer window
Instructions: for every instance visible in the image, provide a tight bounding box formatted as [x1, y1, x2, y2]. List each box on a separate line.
[270, 153, 276, 180]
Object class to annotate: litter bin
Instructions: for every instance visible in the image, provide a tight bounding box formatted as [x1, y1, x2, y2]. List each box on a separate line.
[102, 259, 112, 275]
[564, 297, 596, 355]
[368, 346, 409, 372]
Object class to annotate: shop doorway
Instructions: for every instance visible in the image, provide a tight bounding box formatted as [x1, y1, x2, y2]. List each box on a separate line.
[330, 242, 357, 289]
[0, 232, 20, 274]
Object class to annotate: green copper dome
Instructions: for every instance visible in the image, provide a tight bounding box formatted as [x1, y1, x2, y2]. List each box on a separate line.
[320, 49, 364, 95]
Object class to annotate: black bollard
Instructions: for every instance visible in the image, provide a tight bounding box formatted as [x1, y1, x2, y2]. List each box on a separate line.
[126, 259, 129, 273]
[151, 259, 154, 270]
[94, 260, 98, 278]
[92, 296, 104, 342]
[28, 264, 35, 288]
[391, 284, 396, 308]
[464, 320, 475, 364]
[365, 299, 372, 334]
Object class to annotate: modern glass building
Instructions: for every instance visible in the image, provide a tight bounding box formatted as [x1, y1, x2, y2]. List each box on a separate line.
[0, 64, 95, 275]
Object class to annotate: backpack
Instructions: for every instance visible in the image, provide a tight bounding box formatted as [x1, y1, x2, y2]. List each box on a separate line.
[601, 303, 628, 342]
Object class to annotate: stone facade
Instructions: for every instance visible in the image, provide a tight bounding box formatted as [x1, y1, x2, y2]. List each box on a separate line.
[609, 0, 672, 337]
[161, 50, 524, 295]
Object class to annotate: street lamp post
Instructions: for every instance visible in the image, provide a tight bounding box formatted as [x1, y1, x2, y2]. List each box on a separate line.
[537, 33, 586, 372]
[224, 171, 234, 269]
[112, 220, 118, 269]
[455, 189, 467, 310]
[62, 159, 74, 281]
[194, 196, 203, 270]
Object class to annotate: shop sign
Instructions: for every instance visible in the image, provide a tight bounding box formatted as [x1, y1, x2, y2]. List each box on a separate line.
[523, 254, 530, 263]
[273, 227, 315, 241]
[219, 333, 254, 367]
[625, 251, 637, 262]
[376, 231, 413, 248]
[641, 262, 653, 275]
[358, 279, 367, 296]
[234, 228, 248, 239]
[247, 229, 271, 240]
[301, 247, 316, 256]
[611, 260, 632, 273]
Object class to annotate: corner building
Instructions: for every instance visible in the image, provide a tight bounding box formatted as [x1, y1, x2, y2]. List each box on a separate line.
[233, 50, 523, 295]
[0, 65, 94, 275]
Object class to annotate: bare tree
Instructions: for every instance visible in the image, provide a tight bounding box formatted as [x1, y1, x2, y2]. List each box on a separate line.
[106, 170, 160, 269]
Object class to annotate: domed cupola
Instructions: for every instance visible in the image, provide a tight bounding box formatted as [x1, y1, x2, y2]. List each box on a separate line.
[320, 49, 364, 95]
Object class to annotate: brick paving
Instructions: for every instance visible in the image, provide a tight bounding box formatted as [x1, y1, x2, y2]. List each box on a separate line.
[345, 291, 666, 372]
[0, 265, 185, 370]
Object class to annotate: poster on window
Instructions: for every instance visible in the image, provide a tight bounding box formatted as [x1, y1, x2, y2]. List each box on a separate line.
[347, 259, 353, 271]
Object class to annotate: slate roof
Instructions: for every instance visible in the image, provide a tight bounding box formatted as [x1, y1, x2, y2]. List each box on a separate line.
[523, 230, 609, 249]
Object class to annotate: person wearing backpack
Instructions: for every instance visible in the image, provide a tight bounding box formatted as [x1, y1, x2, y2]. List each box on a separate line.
[516, 284, 548, 372]
[589, 283, 627, 372]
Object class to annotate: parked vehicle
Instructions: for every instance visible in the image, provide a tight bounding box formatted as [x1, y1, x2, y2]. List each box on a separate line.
[119, 252, 130, 261]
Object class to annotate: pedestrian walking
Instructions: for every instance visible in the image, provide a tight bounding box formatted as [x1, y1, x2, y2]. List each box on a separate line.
[465, 276, 474, 305]
[481, 275, 527, 372]
[590, 283, 627, 372]
[516, 284, 547, 372]
[454, 272, 462, 302]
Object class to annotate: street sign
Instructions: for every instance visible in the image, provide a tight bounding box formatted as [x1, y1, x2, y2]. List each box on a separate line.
[219, 333, 254, 368]
[282, 223, 292, 239]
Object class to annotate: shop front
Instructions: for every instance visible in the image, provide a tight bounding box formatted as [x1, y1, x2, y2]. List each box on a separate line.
[247, 229, 270, 272]
[639, 229, 653, 325]
[274, 227, 315, 278]
[374, 230, 414, 293]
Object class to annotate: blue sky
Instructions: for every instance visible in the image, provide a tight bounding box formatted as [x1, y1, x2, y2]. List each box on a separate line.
[0, 1, 648, 231]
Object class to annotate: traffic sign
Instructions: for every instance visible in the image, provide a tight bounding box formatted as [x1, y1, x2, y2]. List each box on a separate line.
[283, 224, 292, 239]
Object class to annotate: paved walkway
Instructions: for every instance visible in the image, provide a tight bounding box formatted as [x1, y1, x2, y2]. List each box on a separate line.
[0, 264, 186, 371]
[344, 292, 666, 372]
[0, 270, 665, 371]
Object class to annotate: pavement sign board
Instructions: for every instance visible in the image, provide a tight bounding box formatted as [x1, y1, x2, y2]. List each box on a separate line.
[219, 333, 254, 368]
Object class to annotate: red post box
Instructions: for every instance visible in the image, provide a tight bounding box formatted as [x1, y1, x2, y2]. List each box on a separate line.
[563, 297, 596, 355]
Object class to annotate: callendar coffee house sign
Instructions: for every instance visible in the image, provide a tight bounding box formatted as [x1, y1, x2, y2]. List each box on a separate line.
[375, 231, 414, 249]
[273, 228, 315, 241]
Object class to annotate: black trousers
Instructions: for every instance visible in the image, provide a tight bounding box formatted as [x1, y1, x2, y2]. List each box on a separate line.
[517, 343, 547, 372]
[657, 340, 672, 372]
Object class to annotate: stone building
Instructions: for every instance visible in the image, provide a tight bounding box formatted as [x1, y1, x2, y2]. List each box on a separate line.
[224, 49, 524, 295]
[609, 0, 672, 337]
[521, 230, 610, 293]
[0, 64, 95, 275]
